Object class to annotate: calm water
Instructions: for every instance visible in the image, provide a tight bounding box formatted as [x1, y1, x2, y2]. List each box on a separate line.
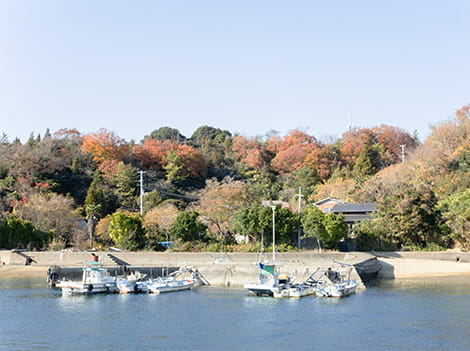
[1, 277, 470, 351]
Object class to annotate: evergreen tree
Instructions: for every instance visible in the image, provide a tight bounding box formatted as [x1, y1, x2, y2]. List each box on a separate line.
[171, 211, 207, 242]
[109, 212, 146, 250]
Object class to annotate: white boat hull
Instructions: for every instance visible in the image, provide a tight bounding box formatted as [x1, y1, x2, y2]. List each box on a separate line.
[147, 279, 198, 294]
[272, 284, 317, 298]
[58, 282, 116, 295]
[315, 281, 358, 298]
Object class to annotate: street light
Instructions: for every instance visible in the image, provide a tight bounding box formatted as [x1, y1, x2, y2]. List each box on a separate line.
[262, 200, 282, 262]
[270, 205, 276, 262]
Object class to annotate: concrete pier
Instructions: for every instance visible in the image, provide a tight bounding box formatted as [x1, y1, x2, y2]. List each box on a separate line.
[2, 250, 470, 285]
[0, 250, 378, 287]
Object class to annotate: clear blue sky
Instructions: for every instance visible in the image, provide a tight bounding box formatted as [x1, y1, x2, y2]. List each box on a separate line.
[1, 0, 469, 143]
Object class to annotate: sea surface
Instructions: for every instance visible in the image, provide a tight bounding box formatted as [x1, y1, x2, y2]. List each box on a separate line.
[1, 276, 470, 351]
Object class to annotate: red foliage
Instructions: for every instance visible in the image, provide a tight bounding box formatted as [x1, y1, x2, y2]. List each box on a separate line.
[81, 129, 128, 163]
[232, 136, 267, 170]
[268, 130, 320, 174]
[134, 139, 207, 178]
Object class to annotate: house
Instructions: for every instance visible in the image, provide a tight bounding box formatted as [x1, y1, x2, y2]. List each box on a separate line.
[314, 197, 376, 227]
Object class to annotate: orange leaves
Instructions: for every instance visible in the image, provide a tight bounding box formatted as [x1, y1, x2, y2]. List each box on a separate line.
[133, 139, 173, 170]
[269, 130, 320, 174]
[133, 139, 206, 178]
[232, 135, 267, 170]
[81, 129, 128, 164]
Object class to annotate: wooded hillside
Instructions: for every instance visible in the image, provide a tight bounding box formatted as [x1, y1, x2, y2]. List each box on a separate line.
[1, 105, 469, 252]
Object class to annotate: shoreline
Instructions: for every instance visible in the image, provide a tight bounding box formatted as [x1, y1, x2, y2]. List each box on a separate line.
[2, 256, 470, 281]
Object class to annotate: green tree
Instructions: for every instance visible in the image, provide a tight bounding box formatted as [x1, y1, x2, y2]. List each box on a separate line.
[85, 170, 117, 218]
[301, 206, 327, 241]
[163, 150, 183, 182]
[353, 220, 397, 251]
[322, 213, 348, 248]
[439, 189, 470, 249]
[109, 212, 146, 250]
[376, 183, 444, 248]
[352, 143, 382, 179]
[111, 162, 138, 209]
[171, 211, 207, 242]
[0, 216, 50, 250]
[233, 203, 271, 243]
[190, 125, 232, 170]
[233, 204, 296, 246]
[301, 206, 348, 249]
[147, 127, 186, 142]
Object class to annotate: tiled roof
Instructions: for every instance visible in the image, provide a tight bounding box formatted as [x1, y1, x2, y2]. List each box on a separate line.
[331, 203, 376, 213]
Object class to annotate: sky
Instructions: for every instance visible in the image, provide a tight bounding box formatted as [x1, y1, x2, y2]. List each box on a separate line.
[1, 0, 469, 143]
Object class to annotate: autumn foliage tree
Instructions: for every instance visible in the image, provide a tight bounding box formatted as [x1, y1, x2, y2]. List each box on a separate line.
[191, 177, 250, 242]
[81, 129, 129, 164]
[267, 130, 320, 175]
[133, 139, 207, 180]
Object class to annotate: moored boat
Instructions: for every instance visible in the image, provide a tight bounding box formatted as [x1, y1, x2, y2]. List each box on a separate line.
[305, 266, 360, 298]
[271, 282, 317, 298]
[116, 271, 148, 294]
[146, 277, 198, 294]
[56, 262, 117, 295]
[244, 262, 292, 297]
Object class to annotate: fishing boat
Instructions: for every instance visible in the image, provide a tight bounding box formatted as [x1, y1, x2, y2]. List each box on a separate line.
[116, 271, 148, 294]
[271, 282, 317, 298]
[305, 266, 359, 298]
[244, 262, 292, 296]
[315, 279, 358, 298]
[56, 262, 117, 295]
[145, 267, 202, 294]
[146, 276, 198, 294]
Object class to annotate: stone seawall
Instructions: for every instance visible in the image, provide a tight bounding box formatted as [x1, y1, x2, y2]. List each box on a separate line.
[0, 250, 373, 287]
[2, 250, 470, 285]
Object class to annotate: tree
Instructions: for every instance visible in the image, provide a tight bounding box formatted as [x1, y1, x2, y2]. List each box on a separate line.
[191, 177, 250, 241]
[109, 212, 146, 250]
[375, 182, 444, 248]
[233, 204, 297, 246]
[163, 149, 184, 182]
[301, 206, 347, 249]
[84, 170, 117, 218]
[439, 189, 470, 249]
[134, 139, 207, 179]
[352, 143, 382, 179]
[232, 135, 268, 171]
[81, 129, 129, 163]
[145, 127, 186, 142]
[233, 203, 272, 244]
[143, 201, 180, 243]
[171, 211, 207, 242]
[268, 130, 320, 175]
[0, 216, 50, 250]
[322, 213, 348, 248]
[341, 128, 376, 168]
[190, 126, 232, 170]
[14, 192, 78, 247]
[373, 125, 417, 166]
[301, 206, 327, 241]
[110, 162, 138, 209]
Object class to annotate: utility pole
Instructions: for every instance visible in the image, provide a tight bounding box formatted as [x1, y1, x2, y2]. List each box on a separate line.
[296, 187, 303, 249]
[400, 145, 406, 163]
[139, 170, 146, 216]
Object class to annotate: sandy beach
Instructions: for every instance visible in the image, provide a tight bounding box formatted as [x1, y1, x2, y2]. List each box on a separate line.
[0, 265, 49, 278]
[378, 257, 470, 279]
